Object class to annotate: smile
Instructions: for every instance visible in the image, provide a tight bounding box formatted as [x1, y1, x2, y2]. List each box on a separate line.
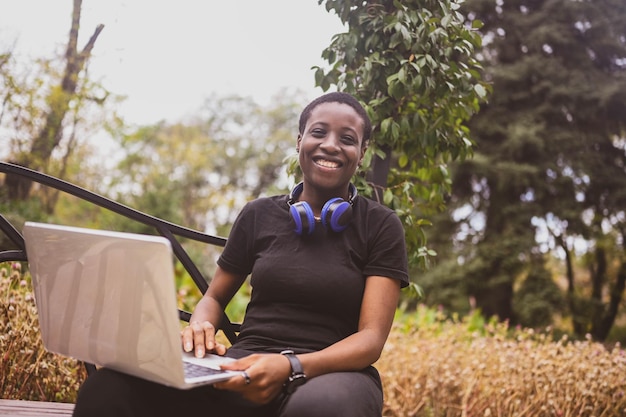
[314, 158, 342, 169]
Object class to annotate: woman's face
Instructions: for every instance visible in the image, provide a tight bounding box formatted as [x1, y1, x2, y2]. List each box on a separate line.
[297, 102, 366, 196]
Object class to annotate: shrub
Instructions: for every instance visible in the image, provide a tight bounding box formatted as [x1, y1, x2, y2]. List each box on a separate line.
[377, 305, 626, 417]
[2, 262, 625, 416]
[0, 262, 86, 402]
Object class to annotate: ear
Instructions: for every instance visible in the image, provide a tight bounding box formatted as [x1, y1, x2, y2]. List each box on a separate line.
[296, 134, 302, 152]
[358, 144, 368, 166]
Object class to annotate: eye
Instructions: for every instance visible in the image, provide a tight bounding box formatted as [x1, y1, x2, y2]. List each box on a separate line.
[341, 135, 357, 145]
[311, 128, 326, 138]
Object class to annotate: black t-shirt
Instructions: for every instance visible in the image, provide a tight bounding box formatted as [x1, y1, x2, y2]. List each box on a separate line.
[217, 194, 409, 354]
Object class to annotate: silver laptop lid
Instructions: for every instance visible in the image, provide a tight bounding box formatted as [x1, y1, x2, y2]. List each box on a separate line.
[23, 222, 186, 386]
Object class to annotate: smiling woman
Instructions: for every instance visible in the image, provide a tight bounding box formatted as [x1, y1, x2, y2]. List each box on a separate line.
[71, 91, 409, 417]
[1, 0, 346, 126]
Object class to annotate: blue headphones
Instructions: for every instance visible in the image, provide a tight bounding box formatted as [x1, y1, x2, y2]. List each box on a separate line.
[288, 182, 357, 236]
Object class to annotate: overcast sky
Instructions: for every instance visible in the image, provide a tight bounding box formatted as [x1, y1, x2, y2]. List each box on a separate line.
[1, 0, 346, 125]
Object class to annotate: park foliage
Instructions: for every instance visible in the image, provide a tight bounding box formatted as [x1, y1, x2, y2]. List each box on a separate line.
[3, 261, 624, 416]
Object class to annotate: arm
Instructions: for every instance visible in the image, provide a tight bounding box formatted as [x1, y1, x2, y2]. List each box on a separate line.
[298, 275, 401, 377]
[181, 265, 247, 357]
[215, 274, 401, 405]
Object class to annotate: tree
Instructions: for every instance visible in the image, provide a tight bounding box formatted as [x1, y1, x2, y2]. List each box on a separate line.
[108, 92, 304, 233]
[3, 0, 107, 205]
[102, 91, 304, 275]
[513, 254, 565, 328]
[425, 0, 626, 336]
[316, 0, 488, 269]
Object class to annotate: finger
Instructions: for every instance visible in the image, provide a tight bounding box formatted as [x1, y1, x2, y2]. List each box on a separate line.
[180, 326, 194, 353]
[219, 354, 258, 371]
[202, 323, 216, 352]
[214, 342, 227, 356]
[241, 370, 251, 386]
[191, 321, 211, 357]
[213, 369, 251, 391]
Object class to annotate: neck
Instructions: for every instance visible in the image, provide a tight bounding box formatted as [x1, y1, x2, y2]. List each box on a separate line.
[289, 182, 355, 212]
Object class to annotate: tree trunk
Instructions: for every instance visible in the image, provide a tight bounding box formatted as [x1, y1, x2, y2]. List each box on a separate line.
[366, 144, 391, 203]
[5, 0, 104, 200]
[592, 260, 626, 341]
[473, 280, 514, 321]
[557, 234, 585, 335]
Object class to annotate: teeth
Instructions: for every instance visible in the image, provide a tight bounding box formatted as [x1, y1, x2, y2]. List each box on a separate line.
[316, 159, 340, 168]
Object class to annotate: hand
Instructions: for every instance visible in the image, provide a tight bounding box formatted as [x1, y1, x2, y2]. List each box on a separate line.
[213, 353, 292, 404]
[180, 320, 227, 358]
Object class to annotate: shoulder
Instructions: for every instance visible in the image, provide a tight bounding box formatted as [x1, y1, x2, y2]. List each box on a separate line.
[353, 195, 400, 223]
[352, 196, 409, 285]
[225, 194, 291, 247]
[353, 195, 393, 212]
[230, 195, 290, 231]
[239, 194, 289, 214]
[354, 195, 406, 246]
[352, 195, 405, 242]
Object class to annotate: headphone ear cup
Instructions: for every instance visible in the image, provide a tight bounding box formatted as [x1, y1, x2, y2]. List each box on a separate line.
[290, 202, 315, 235]
[321, 198, 353, 233]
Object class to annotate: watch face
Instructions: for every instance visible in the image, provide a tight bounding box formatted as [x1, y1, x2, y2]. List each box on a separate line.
[286, 374, 307, 393]
[291, 374, 306, 385]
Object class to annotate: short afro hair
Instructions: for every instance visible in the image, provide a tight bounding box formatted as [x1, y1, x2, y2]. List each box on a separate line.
[298, 92, 372, 147]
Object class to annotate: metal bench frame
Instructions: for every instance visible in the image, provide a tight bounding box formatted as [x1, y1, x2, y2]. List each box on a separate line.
[0, 161, 240, 374]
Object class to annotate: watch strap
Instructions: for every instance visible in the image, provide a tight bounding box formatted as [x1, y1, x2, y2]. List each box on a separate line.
[280, 350, 304, 375]
[280, 349, 306, 393]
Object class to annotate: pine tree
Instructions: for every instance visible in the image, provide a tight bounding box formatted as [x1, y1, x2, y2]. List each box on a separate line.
[426, 0, 626, 336]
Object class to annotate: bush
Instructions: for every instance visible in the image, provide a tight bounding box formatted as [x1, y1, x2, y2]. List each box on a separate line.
[2, 262, 625, 416]
[0, 262, 86, 402]
[377, 305, 626, 417]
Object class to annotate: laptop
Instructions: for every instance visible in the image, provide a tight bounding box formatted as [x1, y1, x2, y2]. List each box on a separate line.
[22, 221, 244, 389]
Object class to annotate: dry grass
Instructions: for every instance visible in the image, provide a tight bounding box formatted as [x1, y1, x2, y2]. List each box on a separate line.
[0, 262, 86, 402]
[2, 262, 625, 416]
[377, 306, 626, 417]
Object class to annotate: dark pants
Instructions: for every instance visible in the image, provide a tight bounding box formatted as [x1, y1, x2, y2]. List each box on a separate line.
[72, 367, 383, 417]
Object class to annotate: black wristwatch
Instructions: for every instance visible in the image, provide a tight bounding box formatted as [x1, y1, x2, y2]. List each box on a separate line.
[280, 350, 307, 393]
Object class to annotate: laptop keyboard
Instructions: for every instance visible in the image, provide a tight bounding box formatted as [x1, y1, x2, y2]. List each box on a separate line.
[183, 361, 225, 378]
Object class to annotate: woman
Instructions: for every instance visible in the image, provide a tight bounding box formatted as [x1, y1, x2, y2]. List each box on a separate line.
[73, 92, 409, 417]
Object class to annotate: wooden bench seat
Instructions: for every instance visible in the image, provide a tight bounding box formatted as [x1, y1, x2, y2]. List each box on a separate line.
[0, 399, 74, 417]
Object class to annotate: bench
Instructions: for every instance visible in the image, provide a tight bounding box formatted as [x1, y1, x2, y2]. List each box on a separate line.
[0, 399, 74, 416]
[0, 161, 240, 401]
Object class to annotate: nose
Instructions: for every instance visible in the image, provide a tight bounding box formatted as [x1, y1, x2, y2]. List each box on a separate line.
[319, 132, 341, 153]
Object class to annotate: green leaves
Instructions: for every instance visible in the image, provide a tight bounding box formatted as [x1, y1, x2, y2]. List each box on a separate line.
[317, 0, 488, 270]
[473, 83, 487, 99]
